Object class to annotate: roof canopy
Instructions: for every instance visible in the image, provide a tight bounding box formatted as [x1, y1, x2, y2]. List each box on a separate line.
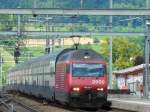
[113, 64, 150, 75]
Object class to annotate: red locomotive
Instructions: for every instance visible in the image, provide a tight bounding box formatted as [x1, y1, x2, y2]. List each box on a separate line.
[7, 48, 108, 108]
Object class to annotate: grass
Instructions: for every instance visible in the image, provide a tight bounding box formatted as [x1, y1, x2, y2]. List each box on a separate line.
[0, 47, 15, 85]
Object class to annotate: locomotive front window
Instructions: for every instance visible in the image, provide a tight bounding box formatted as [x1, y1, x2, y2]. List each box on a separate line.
[72, 64, 106, 77]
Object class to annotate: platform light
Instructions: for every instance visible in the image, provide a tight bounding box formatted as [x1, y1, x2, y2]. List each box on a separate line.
[72, 87, 80, 92]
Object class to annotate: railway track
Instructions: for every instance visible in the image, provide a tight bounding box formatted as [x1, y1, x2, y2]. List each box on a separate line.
[0, 94, 40, 112]
[0, 95, 13, 112]
[1, 93, 72, 112]
[12, 99, 40, 112]
[74, 108, 134, 112]
[0, 93, 134, 112]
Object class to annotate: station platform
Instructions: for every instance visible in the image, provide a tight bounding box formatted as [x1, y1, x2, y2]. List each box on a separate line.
[108, 95, 150, 112]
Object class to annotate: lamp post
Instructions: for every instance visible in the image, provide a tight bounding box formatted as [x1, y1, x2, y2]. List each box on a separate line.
[109, 0, 113, 89]
[45, 16, 53, 54]
[71, 36, 81, 49]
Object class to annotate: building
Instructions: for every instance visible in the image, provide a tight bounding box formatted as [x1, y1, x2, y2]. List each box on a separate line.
[113, 64, 150, 94]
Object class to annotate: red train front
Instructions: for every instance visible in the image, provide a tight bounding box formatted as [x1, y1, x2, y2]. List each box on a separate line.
[55, 49, 107, 108]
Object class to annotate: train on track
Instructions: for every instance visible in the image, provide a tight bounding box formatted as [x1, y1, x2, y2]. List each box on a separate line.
[7, 48, 108, 108]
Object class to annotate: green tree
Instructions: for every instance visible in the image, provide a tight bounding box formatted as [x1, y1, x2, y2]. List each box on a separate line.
[100, 37, 143, 70]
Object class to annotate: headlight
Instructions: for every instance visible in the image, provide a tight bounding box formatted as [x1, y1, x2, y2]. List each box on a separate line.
[97, 88, 104, 91]
[72, 87, 80, 92]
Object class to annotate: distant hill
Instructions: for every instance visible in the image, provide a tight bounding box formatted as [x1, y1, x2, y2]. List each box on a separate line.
[0, 0, 145, 9]
[0, 0, 145, 29]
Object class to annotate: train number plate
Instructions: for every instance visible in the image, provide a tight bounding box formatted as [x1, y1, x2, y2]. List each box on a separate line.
[92, 80, 105, 85]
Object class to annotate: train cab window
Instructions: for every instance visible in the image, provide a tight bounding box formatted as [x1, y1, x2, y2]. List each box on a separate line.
[104, 65, 107, 75]
[66, 64, 70, 74]
[72, 64, 106, 77]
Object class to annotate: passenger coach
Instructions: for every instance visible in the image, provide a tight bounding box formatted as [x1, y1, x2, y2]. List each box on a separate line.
[7, 48, 108, 108]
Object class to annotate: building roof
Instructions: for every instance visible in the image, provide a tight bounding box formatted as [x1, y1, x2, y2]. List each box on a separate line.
[113, 64, 150, 75]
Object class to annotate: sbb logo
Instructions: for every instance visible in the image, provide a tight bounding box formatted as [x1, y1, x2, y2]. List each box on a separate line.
[92, 80, 105, 85]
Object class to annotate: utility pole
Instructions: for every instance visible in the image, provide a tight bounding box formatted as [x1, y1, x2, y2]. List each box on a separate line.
[46, 15, 50, 54]
[143, 0, 150, 98]
[17, 14, 21, 37]
[51, 19, 54, 53]
[0, 51, 3, 86]
[34, 0, 37, 8]
[146, 0, 150, 9]
[109, 0, 113, 89]
[52, 0, 54, 8]
[143, 18, 150, 98]
[80, 0, 83, 9]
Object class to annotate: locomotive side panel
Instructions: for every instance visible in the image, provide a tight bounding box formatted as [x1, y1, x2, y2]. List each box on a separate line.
[55, 62, 69, 102]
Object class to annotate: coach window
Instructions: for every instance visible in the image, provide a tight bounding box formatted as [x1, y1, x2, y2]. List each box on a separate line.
[40, 66, 42, 74]
[51, 61, 55, 74]
[23, 74, 26, 85]
[32, 65, 35, 75]
[45, 80, 49, 87]
[33, 75, 37, 86]
[41, 63, 43, 73]
[28, 75, 31, 85]
[24, 71, 27, 84]
[27, 68, 29, 75]
[24, 69, 26, 76]
[33, 80, 36, 86]
[16, 74, 19, 84]
[44, 63, 47, 73]
[38, 75, 42, 86]
[27, 69, 29, 84]
[18, 74, 20, 84]
[29, 67, 31, 75]
[37, 65, 40, 74]
[34, 66, 37, 74]
[47, 62, 49, 73]
[36, 64, 39, 74]
[48, 60, 51, 73]
[46, 62, 49, 73]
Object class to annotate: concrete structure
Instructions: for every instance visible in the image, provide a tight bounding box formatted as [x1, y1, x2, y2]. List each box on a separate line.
[113, 64, 150, 95]
[64, 37, 93, 45]
[0, 31, 148, 38]
[109, 97, 150, 112]
[0, 9, 150, 16]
